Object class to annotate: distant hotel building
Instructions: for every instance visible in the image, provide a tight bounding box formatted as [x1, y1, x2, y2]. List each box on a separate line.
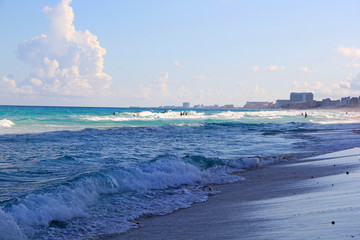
[183, 102, 190, 108]
[290, 92, 313, 103]
[276, 92, 314, 109]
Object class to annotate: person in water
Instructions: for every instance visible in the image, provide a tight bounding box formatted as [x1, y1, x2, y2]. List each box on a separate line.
[113, 112, 116, 116]
[305, 112, 307, 118]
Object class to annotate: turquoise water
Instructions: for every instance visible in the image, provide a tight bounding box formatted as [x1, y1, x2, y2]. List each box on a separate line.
[1, 106, 358, 134]
[0, 106, 360, 239]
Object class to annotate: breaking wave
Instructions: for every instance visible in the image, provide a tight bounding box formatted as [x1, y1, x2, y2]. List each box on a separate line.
[1, 153, 288, 239]
[0, 119, 15, 128]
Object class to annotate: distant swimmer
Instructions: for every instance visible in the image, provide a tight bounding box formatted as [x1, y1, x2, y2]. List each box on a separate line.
[305, 112, 307, 118]
[113, 112, 116, 115]
[163, 110, 167, 113]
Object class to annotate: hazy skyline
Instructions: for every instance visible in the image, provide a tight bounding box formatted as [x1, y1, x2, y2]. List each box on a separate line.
[0, 0, 359, 107]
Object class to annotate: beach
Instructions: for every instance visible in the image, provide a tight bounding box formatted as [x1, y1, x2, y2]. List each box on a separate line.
[113, 148, 360, 240]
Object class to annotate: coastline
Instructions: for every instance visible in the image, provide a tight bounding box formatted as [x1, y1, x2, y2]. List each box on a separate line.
[107, 148, 360, 240]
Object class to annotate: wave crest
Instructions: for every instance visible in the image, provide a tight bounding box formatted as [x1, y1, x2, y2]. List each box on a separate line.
[0, 119, 15, 128]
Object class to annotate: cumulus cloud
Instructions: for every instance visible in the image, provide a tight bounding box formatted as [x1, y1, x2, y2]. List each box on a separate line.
[293, 81, 300, 88]
[292, 76, 360, 98]
[264, 65, 285, 72]
[155, 72, 170, 96]
[293, 81, 309, 89]
[4, 0, 112, 97]
[174, 60, 182, 68]
[348, 73, 360, 90]
[252, 66, 260, 72]
[345, 63, 360, 68]
[139, 72, 170, 99]
[253, 84, 266, 95]
[298, 67, 314, 73]
[336, 46, 360, 96]
[252, 65, 285, 72]
[0, 75, 35, 95]
[338, 46, 360, 59]
[333, 81, 351, 89]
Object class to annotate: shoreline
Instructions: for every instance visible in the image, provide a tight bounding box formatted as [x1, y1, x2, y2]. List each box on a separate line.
[106, 147, 360, 240]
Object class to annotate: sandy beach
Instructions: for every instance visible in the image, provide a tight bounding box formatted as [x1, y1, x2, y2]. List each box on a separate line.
[108, 148, 360, 240]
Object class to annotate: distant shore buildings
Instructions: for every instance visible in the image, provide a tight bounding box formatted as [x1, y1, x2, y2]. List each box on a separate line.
[243, 101, 274, 110]
[158, 92, 360, 110]
[247, 92, 360, 110]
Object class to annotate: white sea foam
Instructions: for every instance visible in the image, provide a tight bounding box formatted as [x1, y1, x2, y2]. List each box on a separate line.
[303, 110, 360, 124]
[3, 109, 360, 136]
[0, 209, 27, 240]
[80, 109, 355, 124]
[5, 155, 246, 239]
[0, 119, 15, 128]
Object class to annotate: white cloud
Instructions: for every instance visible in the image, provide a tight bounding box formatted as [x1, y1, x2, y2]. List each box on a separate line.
[0, 75, 35, 95]
[1, 75, 17, 89]
[139, 72, 170, 100]
[293, 81, 300, 88]
[264, 65, 285, 72]
[333, 81, 351, 89]
[312, 81, 323, 90]
[298, 67, 312, 73]
[293, 81, 309, 89]
[338, 46, 360, 59]
[349, 73, 360, 90]
[174, 60, 182, 68]
[10, 0, 112, 97]
[198, 89, 213, 101]
[293, 76, 359, 98]
[345, 63, 360, 68]
[252, 66, 260, 72]
[252, 65, 285, 72]
[246, 84, 266, 97]
[155, 72, 170, 96]
[253, 84, 266, 95]
[30, 77, 42, 86]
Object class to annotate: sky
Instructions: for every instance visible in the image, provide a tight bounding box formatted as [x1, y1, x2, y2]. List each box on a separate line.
[0, 0, 360, 107]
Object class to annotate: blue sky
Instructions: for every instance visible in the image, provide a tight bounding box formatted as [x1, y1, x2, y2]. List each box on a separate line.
[0, 0, 359, 107]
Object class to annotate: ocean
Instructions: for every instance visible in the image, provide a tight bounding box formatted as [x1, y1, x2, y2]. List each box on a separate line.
[1, 106, 360, 239]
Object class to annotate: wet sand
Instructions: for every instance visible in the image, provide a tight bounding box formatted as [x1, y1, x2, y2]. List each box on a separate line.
[108, 148, 360, 240]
